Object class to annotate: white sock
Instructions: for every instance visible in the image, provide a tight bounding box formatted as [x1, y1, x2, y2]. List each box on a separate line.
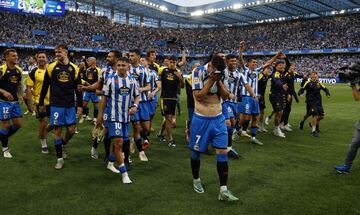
[108, 161, 114, 166]
[194, 178, 201, 182]
[2, 147, 9, 152]
[312, 125, 316, 132]
[40, 139, 47, 148]
[252, 137, 256, 140]
[57, 158, 64, 162]
[220, 186, 228, 192]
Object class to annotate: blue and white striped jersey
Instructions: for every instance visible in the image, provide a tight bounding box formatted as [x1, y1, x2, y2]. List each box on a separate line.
[130, 65, 150, 102]
[192, 64, 208, 91]
[239, 66, 263, 97]
[102, 73, 139, 123]
[149, 68, 160, 92]
[100, 66, 116, 87]
[224, 68, 241, 103]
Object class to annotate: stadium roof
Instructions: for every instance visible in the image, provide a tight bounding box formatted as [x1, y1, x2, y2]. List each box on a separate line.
[81, 0, 360, 25]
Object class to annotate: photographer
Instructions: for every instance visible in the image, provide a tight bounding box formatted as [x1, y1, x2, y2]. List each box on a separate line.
[335, 62, 360, 174]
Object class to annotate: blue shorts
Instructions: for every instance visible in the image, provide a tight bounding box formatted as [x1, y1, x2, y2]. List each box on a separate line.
[50, 106, 76, 127]
[239, 96, 260, 115]
[132, 102, 150, 122]
[83, 91, 100, 103]
[0, 101, 22, 120]
[222, 102, 237, 120]
[149, 98, 158, 116]
[106, 122, 130, 139]
[188, 113, 228, 153]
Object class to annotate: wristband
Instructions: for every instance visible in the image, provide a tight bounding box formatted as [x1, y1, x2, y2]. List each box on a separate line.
[132, 104, 138, 108]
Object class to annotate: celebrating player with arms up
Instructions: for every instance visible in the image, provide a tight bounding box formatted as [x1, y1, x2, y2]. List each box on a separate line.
[98, 57, 139, 183]
[189, 55, 238, 201]
[39, 44, 83, 169]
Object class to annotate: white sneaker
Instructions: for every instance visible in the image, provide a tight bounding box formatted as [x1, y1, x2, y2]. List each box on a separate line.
[79, 117, 85, 124]
[122, 173, 132, 184]
[24, 110, 29, 115]
[258, 127, 268, 133]
[86, 116, 92, 121]
[93, 118, 97, 125]
[54, 159, 64, 169]
[74, 128, 79, 134]
[265, 117, 270, 125]
[107, 162, 120, 174]
[273, 128, 286, 138]
[241, 131, 251, 138]
[32, 112, 36, 116]
[3, 150, 13, 158]
[232, 132, 239, 141]
[250, 138, 264, 146]
[139, 151, 148, 162]
[281, 124, 293, 132]
[91, 147, 98, 159]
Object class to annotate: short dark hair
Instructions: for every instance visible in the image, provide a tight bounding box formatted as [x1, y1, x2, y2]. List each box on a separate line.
[247, 58, 256, 63]
[274, 60, 285, 68]
[163, 56, 170, 60]
[118, 57, 130, 64]
[226, 54, 237, 61]
[169, 55, 177, 62]
[3, 49, 17, 59]
[129, 49, 141, 56]
[211, 55, 226, 72]
[55, 44, 68, 51]
[146, 49, 156, 58]
[109, 50, 122, 59]
[35, 51, 46, 58]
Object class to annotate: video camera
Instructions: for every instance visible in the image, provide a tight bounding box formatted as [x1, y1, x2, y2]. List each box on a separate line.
[338, 62, 360, 84]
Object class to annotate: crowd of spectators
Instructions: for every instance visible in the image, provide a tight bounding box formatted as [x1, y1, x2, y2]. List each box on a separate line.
[0, 10, 359, 54]
[6, 47, 357, 78]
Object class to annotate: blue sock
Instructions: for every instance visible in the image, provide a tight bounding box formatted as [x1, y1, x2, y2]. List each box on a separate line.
[109, 153, 116, 162]
[251, 126, 257, 138]
[119, 164, 127, 173]
[191, 151, 200, 160]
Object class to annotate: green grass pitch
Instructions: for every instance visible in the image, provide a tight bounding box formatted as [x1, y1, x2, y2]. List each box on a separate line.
[0, 83, 360, 215]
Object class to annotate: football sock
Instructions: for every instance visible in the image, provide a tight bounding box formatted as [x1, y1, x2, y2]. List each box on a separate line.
[191, 151, 201, 179]
[40, 139, 47, 148]
[227, 126, 233, 147]
[104, 137, 111, 159]
[119, 163, 127, 174]
[242, 120, 250, 132]
[109, 153, 116, 162]
[216, 154, 228, 187]
[83, 106, 89, 116]
[251, 126, 257, 138]
[0, 129, 9, 147]
[134, 138, 143, 152]
[93, 107, 99, 119]
[54, 138, 63, 158]
[92, 139, 99, 149]
[7, 125, 19, 137]
[123, 139, 130, 164]
[312, 125, 316, 132]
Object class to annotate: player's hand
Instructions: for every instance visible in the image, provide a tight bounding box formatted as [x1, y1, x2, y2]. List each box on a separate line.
[209, 71, 222, 82]
[129, 106, 137, 115]
[229, 93, 237, 101]
[277, 50, 286, 59]
[38, 105, 46, 114]
[282, 83, 288, 91]
[2, 91, 14, 101]
[239, 41, 246, 52]
[77, 85, 85, 92]
[174, 71, 182, 79]
[77, 107, 83, 115]
[96, 116, 104, 127]
[287, 94, 292, 102]
[147, 92, 154, 100]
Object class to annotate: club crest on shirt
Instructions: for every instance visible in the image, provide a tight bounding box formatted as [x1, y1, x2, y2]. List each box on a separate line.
[166, 73, 175, 81]
[57, 71, 71, 82]
[119, 87, 130, 95]
[249, 72, 257, 79]
[9, 75, 18, 83]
